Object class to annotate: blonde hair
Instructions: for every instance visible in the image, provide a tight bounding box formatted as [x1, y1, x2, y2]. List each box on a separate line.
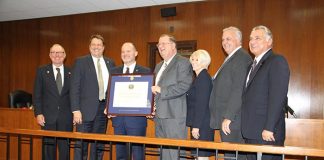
[190, 49, 211, 69]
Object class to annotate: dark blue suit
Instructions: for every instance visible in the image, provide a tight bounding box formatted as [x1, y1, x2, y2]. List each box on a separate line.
[186, 69, 214, 157]
[70, 54, 115, 160]
[242, 49, 290, 160]
[110, 64, 151, 160]
[33, 64, 73, 160]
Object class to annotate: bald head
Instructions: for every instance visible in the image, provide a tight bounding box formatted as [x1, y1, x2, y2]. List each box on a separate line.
[49, 44, 66, 67]
[121, 42, 138, 66]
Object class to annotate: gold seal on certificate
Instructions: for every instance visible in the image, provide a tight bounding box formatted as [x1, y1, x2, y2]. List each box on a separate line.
[128, 84, 134, 89]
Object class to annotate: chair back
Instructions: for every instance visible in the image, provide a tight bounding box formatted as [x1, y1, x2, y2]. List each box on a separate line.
[8, 90, 32, 108]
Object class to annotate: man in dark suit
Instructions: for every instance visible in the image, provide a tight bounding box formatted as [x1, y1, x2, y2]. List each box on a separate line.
[33, 44, 73, 160]
[209, 26, 252, 160]
[70, 35, 115, 160]
[151, 34, 193, 160]
[242, 25, 290, 160]
[110, 42, 151, 160]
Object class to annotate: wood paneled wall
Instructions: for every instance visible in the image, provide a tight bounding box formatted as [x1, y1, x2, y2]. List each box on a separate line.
[0, 0, 323, 119]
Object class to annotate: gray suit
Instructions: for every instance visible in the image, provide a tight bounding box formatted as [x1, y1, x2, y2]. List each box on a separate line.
[209, 48, 251, 159]
[154, 54, 193, 160]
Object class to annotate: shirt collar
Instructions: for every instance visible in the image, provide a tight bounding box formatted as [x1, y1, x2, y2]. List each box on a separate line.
[52, 64, 63, 71]
[124, 62, 136, 73]
[227, 46, 242, 59]
[254, 48, 271, 64]
[164, 54, 176, 65]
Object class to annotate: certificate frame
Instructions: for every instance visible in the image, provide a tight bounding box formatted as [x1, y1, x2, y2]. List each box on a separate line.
[106, 74, 154, 116]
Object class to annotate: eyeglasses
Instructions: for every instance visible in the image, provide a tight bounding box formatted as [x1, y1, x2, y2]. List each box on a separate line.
[156, 42, 173, 47]
[50, 51, 65, 54]
[90, 43, 104, 47]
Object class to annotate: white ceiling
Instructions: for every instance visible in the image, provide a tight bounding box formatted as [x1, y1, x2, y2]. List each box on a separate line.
[0, 0, 203, 22]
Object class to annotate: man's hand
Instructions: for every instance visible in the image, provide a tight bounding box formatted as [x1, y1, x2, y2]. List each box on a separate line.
[221, 119, 232, 135]
[151, 86, 161, 95]
[191, 128, 200, 139]
[73, 111, 82, 125]
[103, 108, 116, 118]
[262, 130, 275, 141]
[36, 114, 45, 126]
[146, 106, 156, 119]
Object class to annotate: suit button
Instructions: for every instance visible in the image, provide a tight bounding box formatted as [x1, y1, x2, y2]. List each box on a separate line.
[58, 106, 60, 110]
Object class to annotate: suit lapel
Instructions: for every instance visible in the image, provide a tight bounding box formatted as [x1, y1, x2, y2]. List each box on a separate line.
[118, 66, 123, 74]
[214, 51, 239, 79]
[134, 65, 140, 73]
[104, 57, 112, 71]
[86, 55, 98, 84]
[246, 50, 273, 88]
[61, 66, 71, 94]
[157, 55, 177, 85]
[46, 64, 61, 95]
[46, 65, 56, 84]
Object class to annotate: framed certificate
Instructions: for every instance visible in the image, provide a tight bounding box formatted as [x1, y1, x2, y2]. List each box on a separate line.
[106, 74, 154, 116]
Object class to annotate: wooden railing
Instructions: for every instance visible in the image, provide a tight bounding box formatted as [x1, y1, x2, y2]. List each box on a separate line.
[1, 108, 324, 159]
[1, 128, 324, 160]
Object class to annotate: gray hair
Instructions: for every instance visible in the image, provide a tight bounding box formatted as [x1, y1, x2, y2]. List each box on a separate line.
[252, 25, 273, 41]
[223, 26, 242, 43]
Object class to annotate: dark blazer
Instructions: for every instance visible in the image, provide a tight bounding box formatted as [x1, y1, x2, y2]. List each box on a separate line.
[33, 64, 72, 125]
[209, 48, 252, 130]
[242, 49, 290, 141]
[110, 64, 151, 128]
[70, 54, 115, 121]
[186, 69, 212, 129]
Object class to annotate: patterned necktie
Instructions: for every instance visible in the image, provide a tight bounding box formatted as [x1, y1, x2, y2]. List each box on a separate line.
[56, 68, 62, 95]
[153, 62, 168, 112]
[97, 58, 105, 100]
[246, 60, 257, 86]
[125, 67, 130, 74]
[155, 62, 168, 84]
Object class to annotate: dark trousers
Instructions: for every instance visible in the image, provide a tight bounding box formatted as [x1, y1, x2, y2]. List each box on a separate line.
[113, 118, 146, 160]
[220, 128, 246, 160]
[244, 138, 284, 160]
[74, 102, 107, 160]
[42, 116, 73, 160]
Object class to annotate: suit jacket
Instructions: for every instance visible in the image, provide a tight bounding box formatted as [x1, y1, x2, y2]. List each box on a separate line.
[209, 48, 252, 130]
[186, 69, 212, 129]
[110, 64, 151, 128]
[241, 49, 290, 141]
[33, 64, 72, 125]
[154, 54, 193, 119]
[70, 54, 115, 121]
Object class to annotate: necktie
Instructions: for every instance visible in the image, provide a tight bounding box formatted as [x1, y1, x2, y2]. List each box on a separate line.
[250, 60, 257, 74]
[125, 67, 130, 74]
[97, 58, 105, 100]
[153, 62, 168, 112]
[246, 60, 257, 86]
[56, 68, 62, 95]
[155, 62, 168, 84]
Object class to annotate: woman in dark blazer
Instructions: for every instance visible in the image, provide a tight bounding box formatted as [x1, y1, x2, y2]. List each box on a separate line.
[186, 49, 214, 159]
